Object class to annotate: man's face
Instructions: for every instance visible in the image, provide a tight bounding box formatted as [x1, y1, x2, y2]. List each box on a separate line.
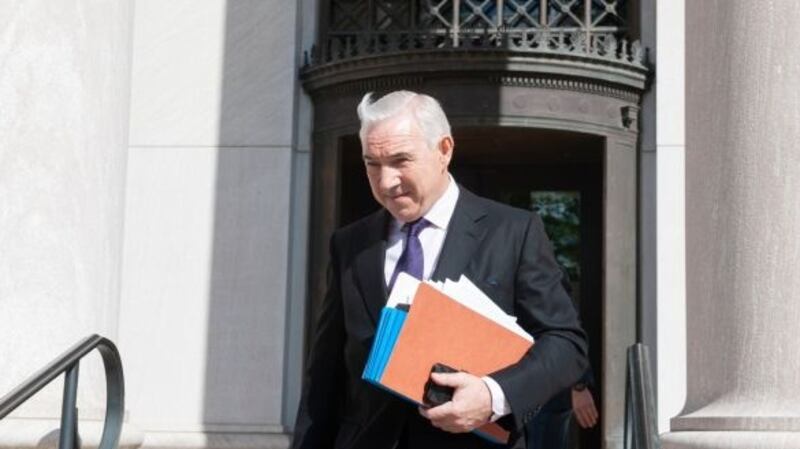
[362, 113, 452, 223]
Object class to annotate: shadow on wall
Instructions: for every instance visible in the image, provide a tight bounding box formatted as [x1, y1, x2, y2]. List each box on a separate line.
[203, 0, 292, 432]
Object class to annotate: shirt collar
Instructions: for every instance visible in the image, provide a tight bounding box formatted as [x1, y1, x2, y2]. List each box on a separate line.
[423, 175, 459, 230]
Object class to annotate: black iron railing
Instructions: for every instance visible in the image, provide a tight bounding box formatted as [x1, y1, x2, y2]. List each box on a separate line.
[0, 335, 124, 449]
[306, 0, 644, 69]
[625, 342, 660, 449]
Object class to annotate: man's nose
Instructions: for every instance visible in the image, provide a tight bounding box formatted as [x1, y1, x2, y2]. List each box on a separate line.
[379, 166, 400, 192]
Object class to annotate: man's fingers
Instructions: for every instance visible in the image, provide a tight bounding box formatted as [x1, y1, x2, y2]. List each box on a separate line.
[430, 371, 468, 387]
[419, 401, 455, 420]
[586, 403, 598, 425]
[575, 408, 590, 428]
[418, 405, 431, 419]
[572, 390, 600, 429]
[575, 408, 597, 428]
[418, 373, 491, 434]
[574, 410, 586, 427]
[419, 402, 470, 433]
[587, 409, 597, 426]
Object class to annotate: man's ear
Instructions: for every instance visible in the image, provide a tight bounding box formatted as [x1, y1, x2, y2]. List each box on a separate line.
[438, 136, 454, 165]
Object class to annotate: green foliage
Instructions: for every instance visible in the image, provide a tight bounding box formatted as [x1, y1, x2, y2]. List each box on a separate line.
[498, 190, 581, 281]
[530, 191, 581, 281]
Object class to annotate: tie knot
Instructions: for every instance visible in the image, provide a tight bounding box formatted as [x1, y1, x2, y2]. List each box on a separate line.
[404, 218, 430, 237]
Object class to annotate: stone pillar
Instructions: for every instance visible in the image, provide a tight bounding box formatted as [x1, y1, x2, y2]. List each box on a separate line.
[119, 1, 300, 447]
[662, 2, 800, 447]
[603, 135, 638, 449]
[0, 1, 140, 447]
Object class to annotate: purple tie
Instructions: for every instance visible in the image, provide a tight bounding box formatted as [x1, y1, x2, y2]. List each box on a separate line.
[388, 218, 430, 291]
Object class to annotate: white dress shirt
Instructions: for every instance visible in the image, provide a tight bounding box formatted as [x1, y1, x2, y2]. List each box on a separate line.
[383, 176, 512, 421]
[384, 176, 459, 284]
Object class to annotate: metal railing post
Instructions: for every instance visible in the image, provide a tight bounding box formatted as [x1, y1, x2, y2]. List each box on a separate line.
[625, 348, 635, 449]
[59, 362, 80, 449]
[625, 343, 660, 449]
[0, 335, 124, 449]
[452, 0, 461, 47]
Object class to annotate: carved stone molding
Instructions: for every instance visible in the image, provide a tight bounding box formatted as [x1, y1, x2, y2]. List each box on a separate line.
[310, 74, 640, 137]
[491, 75, 640, 102]
[304, 48, 646, 90]
[320, 76, 426, 97]
[308, 30, 646, 70]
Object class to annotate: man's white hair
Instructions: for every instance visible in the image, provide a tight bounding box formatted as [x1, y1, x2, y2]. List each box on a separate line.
[357, 91, 452, 150]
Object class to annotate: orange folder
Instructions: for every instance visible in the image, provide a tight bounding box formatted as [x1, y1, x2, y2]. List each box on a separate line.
[378, 283, 533, 444]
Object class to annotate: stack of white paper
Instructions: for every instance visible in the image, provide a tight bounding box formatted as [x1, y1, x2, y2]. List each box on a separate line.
[386, 272, 533, 342]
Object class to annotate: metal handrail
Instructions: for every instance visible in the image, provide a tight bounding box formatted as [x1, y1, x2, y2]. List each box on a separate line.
[624, 343, 660, 449]
[0, 334, 124, 449]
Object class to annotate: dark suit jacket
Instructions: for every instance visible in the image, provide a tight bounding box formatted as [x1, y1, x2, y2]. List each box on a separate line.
[292, 187, 588, 449]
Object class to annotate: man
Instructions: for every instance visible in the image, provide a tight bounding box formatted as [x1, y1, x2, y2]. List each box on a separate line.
[292, 91, 588, 449]
[527, 378, 599, 449]
[527, 269, 600, 449]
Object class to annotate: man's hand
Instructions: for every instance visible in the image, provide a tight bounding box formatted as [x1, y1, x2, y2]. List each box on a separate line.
[571, 388, 599, 429]
[418, 372, 493, 433]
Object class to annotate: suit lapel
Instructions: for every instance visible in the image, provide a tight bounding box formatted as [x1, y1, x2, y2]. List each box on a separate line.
[431, 188, 488, 282]
[353, 188, 488, 326]
[353, 209, 390, 327]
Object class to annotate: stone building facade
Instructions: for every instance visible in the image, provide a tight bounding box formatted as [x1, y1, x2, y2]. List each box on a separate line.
[1, 1, 797, 449]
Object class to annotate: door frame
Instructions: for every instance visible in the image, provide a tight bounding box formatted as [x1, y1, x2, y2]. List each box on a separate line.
[306, 81, 639, 449]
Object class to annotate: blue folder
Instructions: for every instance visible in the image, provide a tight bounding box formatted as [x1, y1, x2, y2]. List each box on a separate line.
[363, 306, 408, 385]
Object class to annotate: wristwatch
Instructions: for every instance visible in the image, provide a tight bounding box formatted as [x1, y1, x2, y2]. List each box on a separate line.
[573, 382, 587, 392]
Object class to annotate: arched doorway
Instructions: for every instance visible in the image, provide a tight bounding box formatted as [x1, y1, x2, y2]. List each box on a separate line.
[307, 82, 640, 445]
[307, 76, 638, 448]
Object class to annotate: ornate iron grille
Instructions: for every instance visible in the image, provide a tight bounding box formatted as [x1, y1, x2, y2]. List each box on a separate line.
[309, 0, 643, 69]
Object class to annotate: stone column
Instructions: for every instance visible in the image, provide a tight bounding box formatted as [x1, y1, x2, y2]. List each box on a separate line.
[0, 1, 140, 447]
[119, 1, 300, 447]
[662, 2, 800, 447]
[603, 135, 638, 449]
